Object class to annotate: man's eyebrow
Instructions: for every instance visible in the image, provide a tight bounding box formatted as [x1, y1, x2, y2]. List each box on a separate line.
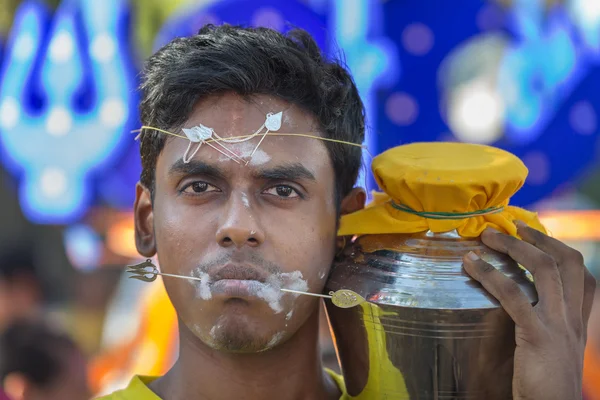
[254, 163, 316, 182]
[168, 159, 226, 180]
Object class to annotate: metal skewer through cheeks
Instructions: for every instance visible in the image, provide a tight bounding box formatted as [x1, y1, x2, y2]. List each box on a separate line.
[126, 259, 366, 309]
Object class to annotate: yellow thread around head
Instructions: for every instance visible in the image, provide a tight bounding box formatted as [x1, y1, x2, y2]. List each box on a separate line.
[132, 126, 370, 156]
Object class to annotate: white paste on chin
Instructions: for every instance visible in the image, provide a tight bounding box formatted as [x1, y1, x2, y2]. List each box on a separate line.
[191, 324, 204, 338]
[209, 323, 224, 341]
[265, 331, 285, 349]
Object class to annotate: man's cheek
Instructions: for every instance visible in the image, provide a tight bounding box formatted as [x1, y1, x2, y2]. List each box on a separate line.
[154, 218, 198, 257]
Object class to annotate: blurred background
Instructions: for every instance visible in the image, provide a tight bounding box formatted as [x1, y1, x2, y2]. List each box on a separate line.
[0, 0, 599, 398]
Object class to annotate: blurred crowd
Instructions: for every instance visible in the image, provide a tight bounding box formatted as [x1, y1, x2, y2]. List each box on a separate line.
[0, 247, 88, 400]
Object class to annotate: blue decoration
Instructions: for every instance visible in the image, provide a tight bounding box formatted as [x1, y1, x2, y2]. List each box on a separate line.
[63, 223, 102, 271]
[327, 0, 399, 191]
[0, 0, 137, 223]
[0, 0, 598, 223]
[499, 0, 591, 142]
[375, 0, 600, 206]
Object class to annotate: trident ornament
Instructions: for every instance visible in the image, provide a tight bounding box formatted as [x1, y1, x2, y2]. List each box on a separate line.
[127, 259, 203, 283]
[126, 259, 367, 309]
[0, 0, 136, 223]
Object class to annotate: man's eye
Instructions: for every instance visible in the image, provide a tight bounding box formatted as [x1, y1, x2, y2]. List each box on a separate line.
[182, 182, 219, 194]
[264, 185, 300, 198]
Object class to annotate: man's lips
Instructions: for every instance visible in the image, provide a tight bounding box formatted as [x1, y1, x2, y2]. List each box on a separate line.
[210, 279, 268, 297]
[209, 264, 269, 283]
[202, 264, 278, 299]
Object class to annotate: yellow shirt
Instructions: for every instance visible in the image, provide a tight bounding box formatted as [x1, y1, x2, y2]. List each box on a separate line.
[96, 302, 409, 399]
[98, 370, 348, 400]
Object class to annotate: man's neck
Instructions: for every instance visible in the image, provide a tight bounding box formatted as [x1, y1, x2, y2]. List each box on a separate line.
[149, 309, 340, 400]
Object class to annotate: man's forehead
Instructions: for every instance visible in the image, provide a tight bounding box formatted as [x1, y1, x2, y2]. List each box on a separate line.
[186, 93, 319, 135]
[162, 138, 324, 178]
[157, 93, 330, 174]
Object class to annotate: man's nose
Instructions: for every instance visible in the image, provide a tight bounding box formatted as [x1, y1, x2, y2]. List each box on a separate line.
[215, 193, 265, 248]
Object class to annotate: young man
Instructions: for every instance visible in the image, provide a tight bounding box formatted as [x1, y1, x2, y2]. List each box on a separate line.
[100, 25, 595, 399]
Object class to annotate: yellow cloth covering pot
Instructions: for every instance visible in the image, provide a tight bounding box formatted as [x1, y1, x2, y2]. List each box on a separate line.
[339, 142, 546, 238]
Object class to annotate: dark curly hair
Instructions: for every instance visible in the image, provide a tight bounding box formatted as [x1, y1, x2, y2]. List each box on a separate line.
[139, 24, 365, 205]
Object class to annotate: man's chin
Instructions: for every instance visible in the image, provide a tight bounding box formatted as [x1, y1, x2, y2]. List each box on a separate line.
[206, 329, 274, 353]
[202, 317, 286, 353]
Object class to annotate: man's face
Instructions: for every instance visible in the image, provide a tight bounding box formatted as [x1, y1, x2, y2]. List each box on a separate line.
[135, 93, 341, 352]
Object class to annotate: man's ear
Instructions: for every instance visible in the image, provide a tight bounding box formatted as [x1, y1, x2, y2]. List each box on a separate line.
[336, 188, 366, 255]
[134, 182, 156, 257]
[340, 187, 367, 216]
[4, 372, 26, 400]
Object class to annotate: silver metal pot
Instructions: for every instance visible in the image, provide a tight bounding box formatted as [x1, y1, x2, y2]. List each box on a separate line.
[324, 230, 537, 400]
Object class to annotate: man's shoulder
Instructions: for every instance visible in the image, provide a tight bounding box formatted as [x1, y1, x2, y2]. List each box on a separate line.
[98, 373, 346, 400]
[96, 387, 131, 400]
[325, 368, 349, 400]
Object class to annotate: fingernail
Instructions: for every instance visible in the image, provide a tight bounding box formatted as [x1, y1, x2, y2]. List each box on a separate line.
[484, 227, 500, 234]
[466, 251, 480, 261]
[514, 220, 527, 229]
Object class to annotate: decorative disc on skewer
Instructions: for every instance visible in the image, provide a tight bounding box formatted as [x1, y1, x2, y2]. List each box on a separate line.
[329, 289, 366, 308]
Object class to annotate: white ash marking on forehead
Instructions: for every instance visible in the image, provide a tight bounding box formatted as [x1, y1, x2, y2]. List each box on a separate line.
[214, 140, 271, 166]
[248, 149, 271, 166]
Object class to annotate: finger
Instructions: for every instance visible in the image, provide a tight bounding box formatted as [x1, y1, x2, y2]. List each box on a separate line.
[515, 220, 582, 265]
[463, 252, 539, 332]
[515, 221, 586, 319]
[480, 228, 563, 310]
